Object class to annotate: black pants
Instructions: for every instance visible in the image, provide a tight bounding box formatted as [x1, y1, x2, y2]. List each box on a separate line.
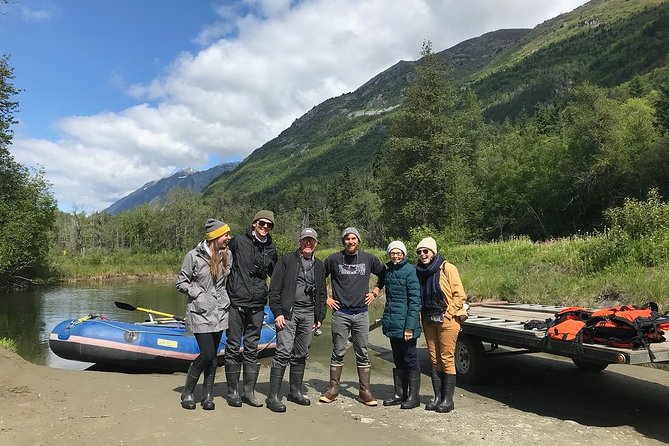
[192, 331, 223, 370]
[389, 337, 419, 371]
[224, 306, 264, 366]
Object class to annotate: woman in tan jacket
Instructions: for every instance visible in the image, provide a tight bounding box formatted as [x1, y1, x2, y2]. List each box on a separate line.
[414, 237, 467, 413]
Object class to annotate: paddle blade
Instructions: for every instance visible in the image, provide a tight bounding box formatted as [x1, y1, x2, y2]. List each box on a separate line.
[114, 301, 137, 311]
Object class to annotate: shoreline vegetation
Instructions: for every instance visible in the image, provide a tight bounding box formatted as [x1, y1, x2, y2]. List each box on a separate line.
[47, 235, 669, 312]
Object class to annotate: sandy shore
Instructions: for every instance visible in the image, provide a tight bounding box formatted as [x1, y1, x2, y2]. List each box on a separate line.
[2, 327, 669, 445]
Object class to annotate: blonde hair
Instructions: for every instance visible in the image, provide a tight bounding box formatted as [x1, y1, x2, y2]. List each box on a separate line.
[208, 240, 228, 282]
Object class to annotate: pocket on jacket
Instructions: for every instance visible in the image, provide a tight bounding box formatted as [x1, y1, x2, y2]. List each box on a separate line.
[191, 293, 217, 314]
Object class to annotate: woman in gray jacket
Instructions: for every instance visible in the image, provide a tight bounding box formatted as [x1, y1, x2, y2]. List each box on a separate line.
[176, 218, 232, 410]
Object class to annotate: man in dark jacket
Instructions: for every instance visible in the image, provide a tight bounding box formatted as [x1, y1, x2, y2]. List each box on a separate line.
[319, 227, 385, 406]
[224, 210, 278, 408]
[265, 227, 327, 412]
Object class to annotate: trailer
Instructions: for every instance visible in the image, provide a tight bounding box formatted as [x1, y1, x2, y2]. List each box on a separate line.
[455, 302, 669, 384]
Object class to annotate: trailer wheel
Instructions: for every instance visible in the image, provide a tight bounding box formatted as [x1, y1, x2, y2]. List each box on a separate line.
[572, 358, 608, 373]
[455, 335, 485, 384]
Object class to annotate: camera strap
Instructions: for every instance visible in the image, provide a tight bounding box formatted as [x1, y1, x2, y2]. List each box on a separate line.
[299, 253, 315, 286]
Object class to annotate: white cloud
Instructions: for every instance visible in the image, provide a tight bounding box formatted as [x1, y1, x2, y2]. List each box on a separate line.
[21, 7, 54, 23]
[11, 0, 589, 213]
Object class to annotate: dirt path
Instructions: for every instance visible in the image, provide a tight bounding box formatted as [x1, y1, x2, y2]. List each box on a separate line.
[2, 330, 668, 445]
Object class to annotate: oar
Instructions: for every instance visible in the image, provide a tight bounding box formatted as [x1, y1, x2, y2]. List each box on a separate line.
[369, 318, 383, 331]
[114, 301, 184, 321]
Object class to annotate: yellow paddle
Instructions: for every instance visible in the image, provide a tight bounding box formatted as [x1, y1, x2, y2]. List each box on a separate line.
[114, 301, 184, 321]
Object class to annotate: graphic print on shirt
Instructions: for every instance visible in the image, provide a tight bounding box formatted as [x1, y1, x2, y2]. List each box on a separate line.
[338, 263, 366, 275]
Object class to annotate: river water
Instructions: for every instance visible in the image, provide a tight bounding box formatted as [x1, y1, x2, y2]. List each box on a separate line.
[0, 278, 354, 371]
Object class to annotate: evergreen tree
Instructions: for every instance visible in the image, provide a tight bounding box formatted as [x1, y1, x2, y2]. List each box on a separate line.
[654, 84, 669, 135]
[378, 41, 483, 240]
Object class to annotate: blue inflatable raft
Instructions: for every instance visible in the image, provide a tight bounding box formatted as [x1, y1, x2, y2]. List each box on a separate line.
[49, 306, 277, 372]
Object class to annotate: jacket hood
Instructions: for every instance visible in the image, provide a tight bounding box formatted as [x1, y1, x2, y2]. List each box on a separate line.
[246, 225, 273, 244]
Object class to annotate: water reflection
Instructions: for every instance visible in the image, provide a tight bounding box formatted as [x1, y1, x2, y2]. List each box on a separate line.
[0, 279, 386, 372]
[0, 279, 182, 369]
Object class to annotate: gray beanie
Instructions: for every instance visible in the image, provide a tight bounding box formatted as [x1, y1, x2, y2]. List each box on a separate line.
[341, 226, 361, 242]
[386, 240, 407, 256]
[205, 218, 230, 241]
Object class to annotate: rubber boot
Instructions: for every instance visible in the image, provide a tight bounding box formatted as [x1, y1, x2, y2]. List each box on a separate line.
[266, 366, 286, 413]
[400, 370, 421, 409]
[201, 364, 216, 410]
[383, 368, 407, 406]
[425, 370, 443, 411]
[319, 365, 343, 403]
[225, 362, 242, 407]
[241, 362, 263, 407]
[357, 365, 378, 406]
[180, 364, 202, 410]
[287, 363, 311, 406]
[435, 373, 456, 413]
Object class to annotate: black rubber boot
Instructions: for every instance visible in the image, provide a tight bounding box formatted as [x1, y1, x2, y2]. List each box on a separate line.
[383, 368, 407, 406]
[242, 362, 263, 407]
[400, 370, 421, 409]
[225, 362, 242, 407]
[180, 364, 202, 410]
[287, 363, 311, 406]
[435, 373, 456, 413]
[201, 364, 216, 410]
[425, 370, 443, 411]
[266, 366, 286, 413]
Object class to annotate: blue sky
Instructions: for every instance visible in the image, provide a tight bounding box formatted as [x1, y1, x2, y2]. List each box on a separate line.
[2, 0, 589, 213]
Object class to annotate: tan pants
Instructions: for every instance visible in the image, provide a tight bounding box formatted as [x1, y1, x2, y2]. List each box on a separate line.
[422, 315, 460, 374]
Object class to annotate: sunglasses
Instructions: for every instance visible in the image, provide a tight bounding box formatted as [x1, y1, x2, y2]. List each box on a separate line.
[256, 220, 274, 229]
[416, 248, 431, 255]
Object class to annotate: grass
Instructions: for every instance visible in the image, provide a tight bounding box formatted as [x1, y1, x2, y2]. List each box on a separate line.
[0, 337, 18, 352]
[48, 250, 181, 280]
[47, 238, 669, 312]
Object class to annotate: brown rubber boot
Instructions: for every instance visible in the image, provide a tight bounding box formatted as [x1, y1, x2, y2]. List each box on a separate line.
[319, 365, 343, 403]
[357, 365, 378, 406]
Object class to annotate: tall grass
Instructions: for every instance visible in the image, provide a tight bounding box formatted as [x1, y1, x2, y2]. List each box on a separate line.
[0, 337, 18, 352]
[48, 249, 182, 280]
[47, 227, 669, 312]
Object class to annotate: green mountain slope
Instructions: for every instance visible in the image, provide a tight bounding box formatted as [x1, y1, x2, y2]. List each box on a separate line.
[203, 0, 669, 209]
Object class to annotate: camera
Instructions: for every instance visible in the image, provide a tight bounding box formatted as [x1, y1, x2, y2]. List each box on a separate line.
[250, 262, 268, 279]
[304, 284, 316, 298]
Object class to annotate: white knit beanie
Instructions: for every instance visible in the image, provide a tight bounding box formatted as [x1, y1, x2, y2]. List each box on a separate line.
[416, 237, 438, 255]
[386, 240, 407, 256]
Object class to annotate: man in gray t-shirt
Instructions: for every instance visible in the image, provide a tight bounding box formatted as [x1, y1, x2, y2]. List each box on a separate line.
[319, 226, 385, 406]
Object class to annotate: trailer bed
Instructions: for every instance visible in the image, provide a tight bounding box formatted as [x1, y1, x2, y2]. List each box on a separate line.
[454, 303, 669, 383]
